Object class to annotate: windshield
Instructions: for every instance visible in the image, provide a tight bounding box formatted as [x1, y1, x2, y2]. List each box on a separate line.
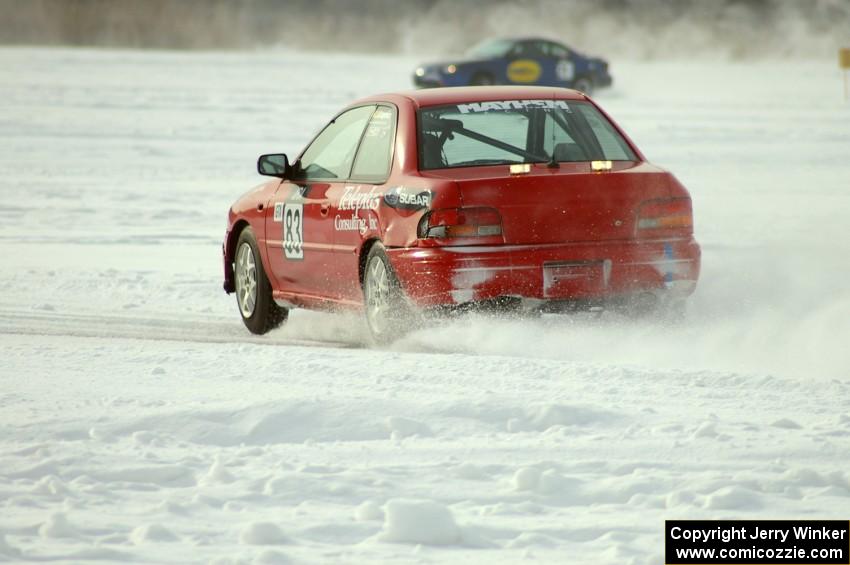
[417, 100, 637, 170]
[466, 39, 513, 59]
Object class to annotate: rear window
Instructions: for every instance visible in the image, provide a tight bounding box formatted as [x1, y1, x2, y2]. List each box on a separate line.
[418, 99, 637, 170]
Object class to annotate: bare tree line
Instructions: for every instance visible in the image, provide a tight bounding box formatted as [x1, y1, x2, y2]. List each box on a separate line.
[0, 0, 847, 58]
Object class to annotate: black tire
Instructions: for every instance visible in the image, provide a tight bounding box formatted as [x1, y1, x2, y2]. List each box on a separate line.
[572, 77, 594, 94]
[362, 243, 415, 345]
[470, 72, 495, 86]
[233, 226, 288, 334]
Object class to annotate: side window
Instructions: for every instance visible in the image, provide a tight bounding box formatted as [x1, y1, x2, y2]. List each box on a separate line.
[548, 43, 569, 59]
[512, 41, 544, 58]
[297, 105, 375, 180]
[531, 41, 549, 57]
[351, 105, 396, 181]
[509, 41, 533, 58]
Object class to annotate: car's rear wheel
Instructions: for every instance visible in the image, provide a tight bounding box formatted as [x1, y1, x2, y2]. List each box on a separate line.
[363, 243, 414, 345]
[470, 72, 495, 86]
[573, 77, 594, 94]
[234, 227, 288, 334]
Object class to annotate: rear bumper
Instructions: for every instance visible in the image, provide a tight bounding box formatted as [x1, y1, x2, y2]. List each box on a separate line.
[387, 238, 700, 308]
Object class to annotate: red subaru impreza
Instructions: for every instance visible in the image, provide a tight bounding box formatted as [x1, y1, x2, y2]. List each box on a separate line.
[223, 86, 700, 343]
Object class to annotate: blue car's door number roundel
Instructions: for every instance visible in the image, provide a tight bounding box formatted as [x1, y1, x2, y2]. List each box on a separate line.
[556, 60, 575, 81]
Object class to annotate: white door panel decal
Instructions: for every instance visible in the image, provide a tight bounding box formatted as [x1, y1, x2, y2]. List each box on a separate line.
[556, 60, 575, 81]
[283, 202, 303, 260]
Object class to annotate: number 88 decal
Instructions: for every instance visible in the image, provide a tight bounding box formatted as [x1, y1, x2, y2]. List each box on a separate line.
[283, 202, 303, 260]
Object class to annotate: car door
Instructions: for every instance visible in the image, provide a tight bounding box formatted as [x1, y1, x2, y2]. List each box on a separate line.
[325, 104, 397, 303]
[547, 41, 576, 87]
[265, 105, 375, 301]
[505, 40, 550, 85]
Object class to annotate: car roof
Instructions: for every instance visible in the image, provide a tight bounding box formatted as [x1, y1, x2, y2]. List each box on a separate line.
[506, 36, 562, 44]
[475, 36, 563, 45]
[357, 86, 588, 109]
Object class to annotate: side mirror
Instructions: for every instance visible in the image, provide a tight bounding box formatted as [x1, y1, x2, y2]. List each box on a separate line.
[257, 153, 291, 179]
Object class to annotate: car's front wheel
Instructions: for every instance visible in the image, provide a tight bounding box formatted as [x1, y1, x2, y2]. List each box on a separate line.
[363, 243, 415, 345]
[234, 226, 288, 334]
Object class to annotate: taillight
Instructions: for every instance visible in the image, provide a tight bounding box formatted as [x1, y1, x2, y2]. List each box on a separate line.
[418, 207, 502, 239]
[637, 198, 693, 232]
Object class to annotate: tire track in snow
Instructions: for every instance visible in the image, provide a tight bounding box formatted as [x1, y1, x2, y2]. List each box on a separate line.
[0, 307, 360, 349]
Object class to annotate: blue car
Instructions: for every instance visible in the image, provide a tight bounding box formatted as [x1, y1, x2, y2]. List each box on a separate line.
[413, 37, 613, 94]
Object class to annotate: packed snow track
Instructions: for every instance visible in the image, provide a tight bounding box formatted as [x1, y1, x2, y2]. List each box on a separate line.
[1, 48, 848, 564]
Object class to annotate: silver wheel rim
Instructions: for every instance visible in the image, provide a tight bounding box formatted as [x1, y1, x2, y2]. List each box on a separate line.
[235, 242, 258, 318]
[365, 258, 392, 337]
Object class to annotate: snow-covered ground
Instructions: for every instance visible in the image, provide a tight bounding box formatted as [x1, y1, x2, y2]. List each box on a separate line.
[1, 47, 849, 564]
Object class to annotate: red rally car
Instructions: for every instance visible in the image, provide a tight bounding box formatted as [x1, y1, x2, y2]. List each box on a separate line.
[223, 86, 700, 343]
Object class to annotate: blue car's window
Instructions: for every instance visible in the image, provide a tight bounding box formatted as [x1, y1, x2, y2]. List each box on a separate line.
[418, 100, 637, 170]
[467, 39, 512, 58]
[546, 42, 570, 58]
[510, 41, 545, 58]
